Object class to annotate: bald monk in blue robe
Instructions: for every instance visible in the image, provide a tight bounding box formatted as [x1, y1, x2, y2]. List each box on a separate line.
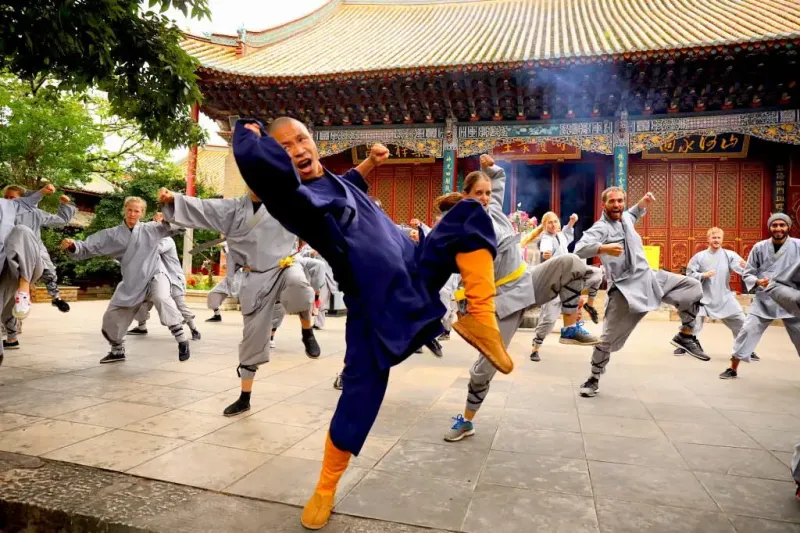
[226, 117, 511, 530]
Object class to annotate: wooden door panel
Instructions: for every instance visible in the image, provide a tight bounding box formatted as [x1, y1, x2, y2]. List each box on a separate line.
[394, 167, 413, 225]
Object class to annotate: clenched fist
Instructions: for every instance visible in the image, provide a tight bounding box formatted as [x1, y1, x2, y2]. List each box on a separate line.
[60, 238, 75, 251]
[243, 123, 262, 137]
[569, 213, 579, 224]
[153, 212, 165, 223]
[59, 195, 71, 204]
[40, 183, 56, 195]
[369, 143, 390, 166]
[480, 154, 495, 169]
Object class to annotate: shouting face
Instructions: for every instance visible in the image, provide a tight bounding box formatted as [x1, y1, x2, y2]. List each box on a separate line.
[464, 177, 492, 209]
[707, 230, 723, 250]
[770, 220, 789, 242]
[604, 190, 626, 221]
[270, 119, 324, 180]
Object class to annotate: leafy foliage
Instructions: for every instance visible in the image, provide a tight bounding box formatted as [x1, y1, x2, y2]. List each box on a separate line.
[0, 0, 210, 149]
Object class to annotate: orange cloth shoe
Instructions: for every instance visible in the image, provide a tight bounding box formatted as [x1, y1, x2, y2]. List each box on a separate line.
[455, 249, 498, 329]
[453, 314, 513, 374]
[300, 434, 352, 530]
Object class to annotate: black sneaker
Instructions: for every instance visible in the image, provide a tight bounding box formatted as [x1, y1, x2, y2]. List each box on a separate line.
[223, 398, 250, 417]
[52, 298, 70, 312]
[127, 326, 148, 336]
[530, 349, 541, 362]
[750, 353, 760, 362]
[178, 341, 190, 362]
[333, 373, 343, 390]
[674, 348, 686, 356]
[583, 304, 599, 324]
[426, 338, 443, 358]
[579, 377, 600, 397]
[206, 314, 222, 322]
[0, 353, 3, 366]
[100, 352, 126, 364]
[670, 334, 710, 361]
[719, 368, 738, 379]
[191, 329, 201, 341]
[438, 332, 450, 341]
[302, 329, 321, 358]
[3, 340, 20, 350]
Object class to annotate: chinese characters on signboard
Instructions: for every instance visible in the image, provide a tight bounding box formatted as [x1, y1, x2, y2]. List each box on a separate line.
[351, 144, 434, 165]
[642, 134, 749, 159]
[774, 164, 786, 213]
[442, 150, 455, 194]
[491, 141, 581, 160]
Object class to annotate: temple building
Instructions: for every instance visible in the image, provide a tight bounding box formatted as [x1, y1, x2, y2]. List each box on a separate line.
[181, 0, 800, 283]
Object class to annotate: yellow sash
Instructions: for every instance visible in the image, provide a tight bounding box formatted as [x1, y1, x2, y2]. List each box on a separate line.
[453, 262, 527, 302]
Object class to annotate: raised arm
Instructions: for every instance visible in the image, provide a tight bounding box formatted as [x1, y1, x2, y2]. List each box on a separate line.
[563, 214, 578, 245]
[351, 143, 390, 187]
[159, 191, 235, 234]
[627, 192, 655, 222]
[62, 228, 126, 261]
[39, 196, 77, 228]
[574, 222, 614, 259]
[479, 155, 506, 213]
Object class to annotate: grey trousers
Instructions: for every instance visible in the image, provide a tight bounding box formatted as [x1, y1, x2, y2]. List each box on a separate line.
[533, 298, 561, 348]
[767, 282, 800, 318]
[694, 312, 745, 339]
[589, 270, 701, 378]
[731, 313, 800, 362]
[238, 263, 313, 380]
[41, 268, 59, 299]
[466, 309, 524, 412]
[584, 265, 603, 299]
[135, 285, 196, 330]
[314, 282, 331, 329]
[0, 226, 44, 350]
[102, 272, 187, 355]
[530, 254, 587, 314]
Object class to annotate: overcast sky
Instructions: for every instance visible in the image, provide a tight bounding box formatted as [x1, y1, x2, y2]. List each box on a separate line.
[168, 1, 328, 157]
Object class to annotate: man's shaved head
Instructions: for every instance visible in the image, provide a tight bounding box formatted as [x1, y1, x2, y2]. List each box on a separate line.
[268, 116, 324, 180]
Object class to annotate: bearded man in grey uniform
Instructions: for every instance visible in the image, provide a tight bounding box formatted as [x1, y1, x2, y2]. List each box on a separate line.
[158, 186, 319, 417]
[61, 196, 190, 364]
[675, 227, 757, 359]
[574, 187, 705, 398]
[720, 213, 800, 379]
[127, 213, 201, 341]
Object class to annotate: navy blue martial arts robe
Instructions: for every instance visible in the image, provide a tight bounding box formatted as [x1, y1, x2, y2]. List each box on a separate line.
[233, 120, 496, 454]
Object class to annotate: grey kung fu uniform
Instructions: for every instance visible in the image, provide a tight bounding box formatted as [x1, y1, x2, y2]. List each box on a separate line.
[730, 238, 800, 362]
[68, 221, 188, 355]
[270, 254, 327, 331]
[465, 165, 587, 413]
[574, 205, 702, 378]
[686, 247, 747, 338]
[766, 259, 800, 318]
[162, 194, 313, 380]
[134, 236, 196, 329]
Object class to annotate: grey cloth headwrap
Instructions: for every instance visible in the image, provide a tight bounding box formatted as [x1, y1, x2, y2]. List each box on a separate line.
[767, 212, 792, 228]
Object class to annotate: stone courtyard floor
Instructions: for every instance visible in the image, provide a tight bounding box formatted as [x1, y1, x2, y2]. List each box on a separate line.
[1, 300, 799, 533]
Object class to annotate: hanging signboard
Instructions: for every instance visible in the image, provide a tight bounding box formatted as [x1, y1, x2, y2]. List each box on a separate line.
[642, 134, 749, 159]
[492, 141, 581, 160]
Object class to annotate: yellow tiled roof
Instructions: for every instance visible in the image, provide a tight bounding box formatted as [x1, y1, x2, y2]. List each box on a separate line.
[177, 146, 228, 194]
[183, 0, 800, 79]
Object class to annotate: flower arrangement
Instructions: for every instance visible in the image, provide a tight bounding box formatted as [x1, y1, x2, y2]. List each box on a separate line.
[508, 203, 538, 234]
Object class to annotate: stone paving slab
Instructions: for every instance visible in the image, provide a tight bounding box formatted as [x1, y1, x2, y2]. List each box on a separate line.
[1, 300, 800, 532]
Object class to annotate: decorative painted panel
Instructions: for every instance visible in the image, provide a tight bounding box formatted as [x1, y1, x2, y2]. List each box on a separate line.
[670, 164, 691, 230]
[717, 163, 739, 231]
[647, 164, 669, 228]
[394, 168, 413, 224]
[741, 164, 764, 230]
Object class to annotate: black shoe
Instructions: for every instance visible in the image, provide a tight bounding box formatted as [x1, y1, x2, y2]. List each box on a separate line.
[3, 340, 19, 350]
[333, 373, 343, 390]
[438, 332, 450, 341]
[530, 350, 541, 362]
[223, 397, 250, 417]
[414, 347, 423, 354]
[206, 314, 222, 322]
[719, 368, 738, 379]
[584, 304, 599, 324]
[426, 338, 443, 358]
[52, 298, 70, 312]
[0, 353, 3, 366]
[302, 329, 321, 358]
[127, 326, 148, 336]
[670, 334, 710, 361]
[100, 352, 126, 364]
[191, 329, 201, 341]
[750, 353, 760, 362]
[178, 341, 190, 362]
[673, 348, 686, 355]
[579, 377, 600, 397]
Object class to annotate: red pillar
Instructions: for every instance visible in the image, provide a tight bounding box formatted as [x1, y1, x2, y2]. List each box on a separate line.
[185, 102, 200, 197]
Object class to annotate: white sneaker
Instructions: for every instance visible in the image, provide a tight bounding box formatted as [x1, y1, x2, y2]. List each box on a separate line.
[13, 291, 31, 320]
[269, 339, 276, 349]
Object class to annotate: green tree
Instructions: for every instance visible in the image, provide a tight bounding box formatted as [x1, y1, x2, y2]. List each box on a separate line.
[0, 0, 210, 149]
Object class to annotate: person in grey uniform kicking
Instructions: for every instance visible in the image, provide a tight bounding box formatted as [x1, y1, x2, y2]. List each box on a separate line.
[573, 187, 706, 398]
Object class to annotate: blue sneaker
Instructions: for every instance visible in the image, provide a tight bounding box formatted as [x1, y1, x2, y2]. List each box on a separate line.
[444, 414, 475, 442]
[559, 321, 600, 346]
